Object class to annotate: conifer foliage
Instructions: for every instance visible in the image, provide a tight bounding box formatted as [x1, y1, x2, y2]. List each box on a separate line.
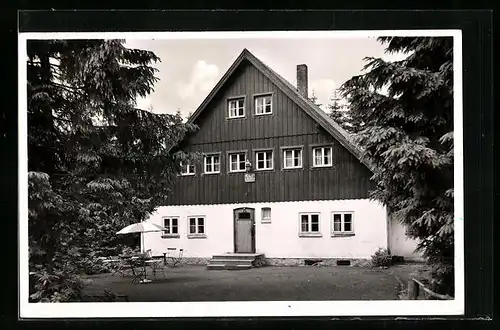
[327, 89, 358, 134]
[340, 37, 454, 295]
[27, 39, 196, 301]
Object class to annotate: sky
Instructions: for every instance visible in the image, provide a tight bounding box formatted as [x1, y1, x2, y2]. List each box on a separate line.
[125, 36, 406, 118]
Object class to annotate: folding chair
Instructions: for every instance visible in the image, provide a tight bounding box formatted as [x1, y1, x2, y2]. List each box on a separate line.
[103, 256, 129, 277]
[164, 248, 184, 267]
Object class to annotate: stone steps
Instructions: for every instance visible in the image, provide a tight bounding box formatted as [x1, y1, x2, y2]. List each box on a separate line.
[206, 264, 253, 270]
[206, 253, 265, 270]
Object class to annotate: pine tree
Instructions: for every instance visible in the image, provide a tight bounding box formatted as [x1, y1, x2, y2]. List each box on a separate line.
[340, 37, 454, 295]
[27, 39, 197, 301]
[327, 89, 366, 134]
[327, 89, 351, 132]
[308, 89, 321, 107]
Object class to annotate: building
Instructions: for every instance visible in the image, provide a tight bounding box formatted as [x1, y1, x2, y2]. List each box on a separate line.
[143, 49, 421, 267]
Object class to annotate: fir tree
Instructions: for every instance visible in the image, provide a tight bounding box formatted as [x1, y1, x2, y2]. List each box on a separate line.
[340, 37, 454, 295]
[327, 89, 351, 132]
[27, 39, 197, 301]
[308, 89, 321, 107]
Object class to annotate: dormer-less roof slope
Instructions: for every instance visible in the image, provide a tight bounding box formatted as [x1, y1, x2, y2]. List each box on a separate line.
[187, 48, 372, 171]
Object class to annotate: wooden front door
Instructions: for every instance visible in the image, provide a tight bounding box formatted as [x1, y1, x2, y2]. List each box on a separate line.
[234, 208, 255, 253]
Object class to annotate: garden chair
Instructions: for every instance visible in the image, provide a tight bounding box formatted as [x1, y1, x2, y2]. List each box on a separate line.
[102, 255, 129, 277]
[143, 249, 165, 280]
[164, 248, 184, 268]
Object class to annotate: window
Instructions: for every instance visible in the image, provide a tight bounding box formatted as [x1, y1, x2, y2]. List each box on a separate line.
[188, 216, 206, 238]
[162, 217, 179, 238]
[229, 152, 246, 173]
[261, 207, 271, 223]
[255, 150, 273, 170]
[299, 213, 321, 237]
[331, 212, 354, 235]
[283, 148, 302, 169]
[255, 94, 272, 115]
[180, 162, 195, 176]
[312, 146, 333, 167]
[228, 98, 245, 118]
[204, 154, 220, 174]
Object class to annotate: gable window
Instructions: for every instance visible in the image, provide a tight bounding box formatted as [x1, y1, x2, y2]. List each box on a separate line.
[188, 216, 206, 238]
[204, 154, 220, 174]
[228, 98, 245, 118]
[331, 212, 354, 236]
[299, 213, 321, 237]
[283, 148, 302, 169]
[162, 217, 179, 238]
[180, 162, 195, 176]
[229, 152, 246, 173]
[312, 146, 333, 167]
[261, 207, 271, 223]
[255, 150, 273, 171]
[255, 94, 272, 115]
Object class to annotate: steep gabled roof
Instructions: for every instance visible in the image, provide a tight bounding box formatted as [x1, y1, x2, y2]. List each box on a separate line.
[187, 48, 372, 171]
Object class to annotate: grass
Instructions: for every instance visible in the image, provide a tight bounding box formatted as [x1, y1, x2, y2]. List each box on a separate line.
[82, 264, 412, 302]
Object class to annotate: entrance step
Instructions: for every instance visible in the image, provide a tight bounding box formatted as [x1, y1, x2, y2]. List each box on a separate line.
[211, 253, 264, 260]
[206, 264, 253, 270]
[206, 253, 265, 270]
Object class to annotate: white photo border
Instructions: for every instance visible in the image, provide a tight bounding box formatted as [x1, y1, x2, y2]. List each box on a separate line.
[18, 29, 464, 318]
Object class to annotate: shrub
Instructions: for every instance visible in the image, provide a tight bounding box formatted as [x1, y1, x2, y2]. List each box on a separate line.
[371, 248, 392, 267]
[29, 269, 84, 303]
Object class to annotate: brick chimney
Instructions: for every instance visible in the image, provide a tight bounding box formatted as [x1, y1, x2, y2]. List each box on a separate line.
[296, 64, 308, 98]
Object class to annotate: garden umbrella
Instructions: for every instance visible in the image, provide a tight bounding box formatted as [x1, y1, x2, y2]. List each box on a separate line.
[116, 221, 164, 253]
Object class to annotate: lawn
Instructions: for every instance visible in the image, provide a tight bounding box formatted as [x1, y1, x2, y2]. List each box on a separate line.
[82, 264, 418, 302]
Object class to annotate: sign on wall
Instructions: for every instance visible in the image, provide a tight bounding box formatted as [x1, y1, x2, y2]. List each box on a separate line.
[244, 173, 255, 183]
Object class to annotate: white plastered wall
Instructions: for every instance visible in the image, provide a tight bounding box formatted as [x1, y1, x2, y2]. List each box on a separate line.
[143, 199, 388, 259]
[388, 215, 423, 260]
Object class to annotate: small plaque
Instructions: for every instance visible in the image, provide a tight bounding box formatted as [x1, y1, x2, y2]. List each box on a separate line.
[244, 173, 255, 182]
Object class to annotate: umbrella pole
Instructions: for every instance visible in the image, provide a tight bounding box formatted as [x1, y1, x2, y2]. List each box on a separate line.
[141, 232, 144, 253]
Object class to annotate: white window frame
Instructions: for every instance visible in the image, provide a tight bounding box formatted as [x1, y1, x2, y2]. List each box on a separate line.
[255, 150, 274, 171]
[261, 207, 271, 224]
[299, 212, 322, 237]
[254, 94, 273, 115]
[203, 154, 220, 174]
[312, 146, 333, 167]
[187, 216, 206, 238]
[228, 152, 246, 173]
[283, 148, 303, 169]
[162, 217, 180, 238]
[180, 161, 195, 176]
[331, 212, 354, 236]
[228, 98, 245, 118]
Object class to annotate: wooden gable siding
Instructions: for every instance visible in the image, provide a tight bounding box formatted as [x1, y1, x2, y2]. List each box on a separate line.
[188, 61, 318, 144]
[168, 60, 374, 205]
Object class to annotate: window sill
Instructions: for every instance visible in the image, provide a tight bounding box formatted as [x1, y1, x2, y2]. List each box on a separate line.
[282, 167, 303, 171]
[179, 173, 195, 177]
[254, 112, 273, 116]
[254, 168, 274, 172]
[311, 165, 333, 169]
[187, 234, 207, 239]
[299, 233, 322, 238]
[202, 172, 220, 176]
[228, 170, 246, 174]
[331, 233, 355, 238]
[161, 234, 180, 239]
[261, 220, 271, 224]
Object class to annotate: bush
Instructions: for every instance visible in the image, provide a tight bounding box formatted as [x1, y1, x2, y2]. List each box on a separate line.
[371, 248, 392, 267]
[29, 269, 83, 303]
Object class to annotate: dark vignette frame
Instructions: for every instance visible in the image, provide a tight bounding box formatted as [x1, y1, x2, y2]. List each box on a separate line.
[5, 7, 494, 330]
